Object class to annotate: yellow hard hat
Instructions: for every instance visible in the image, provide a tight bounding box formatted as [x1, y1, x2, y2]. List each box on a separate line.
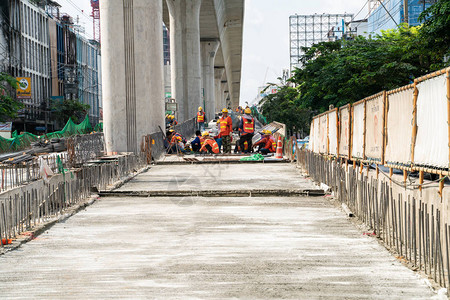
[222, 108, 228, 113]
[168, 129, 175, 133]
[202, 131, 210, 137]
[170, 115, 175, 119]
[265, 130, 272, 135]
[244, 108, 251, 114]
[198, 106, 203, 111]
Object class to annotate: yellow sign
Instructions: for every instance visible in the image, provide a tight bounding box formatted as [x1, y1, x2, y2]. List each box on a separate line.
[16, 77, 31, 99]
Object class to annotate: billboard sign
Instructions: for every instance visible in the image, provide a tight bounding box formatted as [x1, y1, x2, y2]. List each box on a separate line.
[16, 77, 31, 99]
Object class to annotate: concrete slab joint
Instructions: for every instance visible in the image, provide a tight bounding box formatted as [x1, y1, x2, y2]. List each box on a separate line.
[166, 0, 203, 122]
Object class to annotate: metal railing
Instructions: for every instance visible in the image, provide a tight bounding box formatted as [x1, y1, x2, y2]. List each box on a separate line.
[0, 152, 146, 247]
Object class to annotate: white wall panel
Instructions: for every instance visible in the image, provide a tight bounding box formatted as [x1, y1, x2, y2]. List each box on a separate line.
[328, 110, 337, 155]
[352, 102, 365, 159]
[365, 95, 384, 161]
[339, 106, 350, 157]
[385, 88, 414, 165]
[319, 115, 328, 154]
[414, 74, 448, 168]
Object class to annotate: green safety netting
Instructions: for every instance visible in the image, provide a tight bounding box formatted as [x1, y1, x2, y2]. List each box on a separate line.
[0, 115, 100, 153]
[250, 106, 267, 125]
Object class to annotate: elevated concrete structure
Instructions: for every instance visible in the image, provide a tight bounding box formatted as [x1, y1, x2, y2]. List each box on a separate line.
[164, 0, 243, 120]
[201, 40, 220, 121]
[100, 0, 243, 152]
[100, 0, 164, 153]
[166, 0, 203, 122]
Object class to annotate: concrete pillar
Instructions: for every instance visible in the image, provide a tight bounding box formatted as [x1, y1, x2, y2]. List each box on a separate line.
[166, 0, 202, 122]
[214, 67, 225, 116]
[221, 81, 229, 110]
[100, 0, 164, 153]
[201, 40, 220, 122]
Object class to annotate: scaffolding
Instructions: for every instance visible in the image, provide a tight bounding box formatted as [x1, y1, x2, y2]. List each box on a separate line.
[289, 14, 353, 70]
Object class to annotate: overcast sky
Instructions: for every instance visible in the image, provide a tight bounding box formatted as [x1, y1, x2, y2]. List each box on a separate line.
[57, 0, 367, 105]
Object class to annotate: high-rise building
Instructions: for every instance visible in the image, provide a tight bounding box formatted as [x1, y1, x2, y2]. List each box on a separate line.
[76, 36, 101, 125]
[163, 24, 170, 65]
[1, 0, 102, 132]
[289, 14, 353, 70]
[368, 0, 435, 34]
[2, 0, 52, 132]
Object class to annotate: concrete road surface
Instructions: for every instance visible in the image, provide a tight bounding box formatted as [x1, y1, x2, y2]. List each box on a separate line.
[0, 163, 436, 299]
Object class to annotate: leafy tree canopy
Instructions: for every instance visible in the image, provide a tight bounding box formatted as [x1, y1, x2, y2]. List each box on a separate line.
[0, 73, 23, 122]
[419, 0, 450, 59]
[259, 86, 311, 135]
[50, 98, 90, 124]
[258, 0, 450, 135]
[290, 24, 446, 113]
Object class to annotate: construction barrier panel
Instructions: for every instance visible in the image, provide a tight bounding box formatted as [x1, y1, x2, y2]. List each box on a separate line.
[319, 114, 327, 154]
[307, 67, 450, 174]
[338, 105, 351, 157]
[351, 100, 365, 160]
[308, 120, 314, 151]
[385, 85, 414, 167]
[364, 92, 385, 163]
[328, 109, 338, 156]
[414, 72, 449, 169]
[313, 117, 320, 153]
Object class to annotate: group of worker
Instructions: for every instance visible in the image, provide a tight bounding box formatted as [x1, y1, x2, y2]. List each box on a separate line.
[165, 114, 177, 128]
[165, 105, 276, 155]
[191, 106, 277, 154]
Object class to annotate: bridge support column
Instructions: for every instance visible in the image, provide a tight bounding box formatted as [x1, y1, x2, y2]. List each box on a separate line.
[201, 40, 220, 122]
[100, 0, 164, 153]
[166, 0, 202, 122]
[214, 68, 225, 113]
[221, 82, 229, 109]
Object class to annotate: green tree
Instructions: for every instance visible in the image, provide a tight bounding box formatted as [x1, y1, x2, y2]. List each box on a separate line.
[50, 98, 90, 124]
[259, 86, 311, 135]
[290, 24, 445, 113]
[0, 73, 24, 122]
[419, 0, 450, 63]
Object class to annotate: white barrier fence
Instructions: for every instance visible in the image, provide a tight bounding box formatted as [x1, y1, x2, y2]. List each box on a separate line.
[309, 67, 450, 174]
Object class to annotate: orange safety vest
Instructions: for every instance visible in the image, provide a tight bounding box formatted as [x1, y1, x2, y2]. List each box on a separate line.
[197, 112, 205, 122]
[170, 134, 181, 144]
[243, 117, 254, 134]
[220, 117, 231, 135]
[269, 136, 276, 151]
[199, 137, 205, 145]
[202, 139, 220, 153]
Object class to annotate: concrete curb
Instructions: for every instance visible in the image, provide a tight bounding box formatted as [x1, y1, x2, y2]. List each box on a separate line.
[99, 188, 326, 198]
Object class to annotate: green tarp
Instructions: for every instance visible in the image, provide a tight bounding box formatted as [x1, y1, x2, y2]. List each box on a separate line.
[0, 115, 100, 153]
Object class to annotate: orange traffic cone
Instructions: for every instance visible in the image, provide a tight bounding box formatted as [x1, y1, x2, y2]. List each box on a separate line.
[275, 136, 283, 159]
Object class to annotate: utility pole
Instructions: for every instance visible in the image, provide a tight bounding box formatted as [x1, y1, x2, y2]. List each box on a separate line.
[403, 0, 409, 24]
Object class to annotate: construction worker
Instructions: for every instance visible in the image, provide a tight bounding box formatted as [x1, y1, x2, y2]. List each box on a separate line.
[253, 130, 276, 154]
[197, 106, 206, 132]
[200, 131, 220, 154]
[218, 108, 233, 153]
[168, 115, 178, 127]
[238, 107, 255, 153]
[191, 130, 204, 152]
[166, 129, 185, 154]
